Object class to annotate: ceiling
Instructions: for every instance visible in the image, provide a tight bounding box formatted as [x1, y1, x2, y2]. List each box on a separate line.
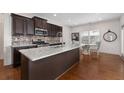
[18, 13, 124, 27]
[34, 13, 123, 27]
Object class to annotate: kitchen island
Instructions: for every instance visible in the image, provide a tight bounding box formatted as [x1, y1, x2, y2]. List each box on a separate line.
[20, 44, 80, 80]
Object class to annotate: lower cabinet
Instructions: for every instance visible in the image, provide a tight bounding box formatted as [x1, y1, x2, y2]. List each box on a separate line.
[21, 48, 79, 80]
[13, 48, 21, 67]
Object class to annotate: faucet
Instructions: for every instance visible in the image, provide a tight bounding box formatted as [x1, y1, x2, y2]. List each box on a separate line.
[56, 32, 64, 46]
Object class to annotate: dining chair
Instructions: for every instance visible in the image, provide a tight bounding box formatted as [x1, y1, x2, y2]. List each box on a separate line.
[90, 42, 101, 58]
[81, 44, 90, 55]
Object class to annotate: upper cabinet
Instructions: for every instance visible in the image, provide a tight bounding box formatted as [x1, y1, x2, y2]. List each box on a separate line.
[47, 23, 62, 37]
[33, 16, 47, 30]
[12, 14, 62, 37]
[26, 18, 34, 35]
[12, 14, 25, 35]
[12, 14, 34, 36]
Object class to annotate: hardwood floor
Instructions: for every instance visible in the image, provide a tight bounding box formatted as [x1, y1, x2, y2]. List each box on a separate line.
[59, 53, 124, 80]
[0, 60, 21, 80]
[0, 60, 3, 68]
[0, 53, 124, 80]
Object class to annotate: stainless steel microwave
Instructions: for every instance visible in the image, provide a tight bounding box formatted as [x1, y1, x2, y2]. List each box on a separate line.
[35, 28, 48, 36]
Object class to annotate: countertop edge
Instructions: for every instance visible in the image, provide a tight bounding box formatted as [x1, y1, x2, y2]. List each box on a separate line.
[32, 46, 79, 61]
[20, 45, 80, 61]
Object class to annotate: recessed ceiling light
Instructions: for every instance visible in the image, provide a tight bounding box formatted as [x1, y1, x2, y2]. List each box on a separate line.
[53, 14, 57, 16]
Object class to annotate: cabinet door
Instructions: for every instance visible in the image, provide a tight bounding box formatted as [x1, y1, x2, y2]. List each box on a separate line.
[47, 23, 62, 37]
[58, 26, 62, 37]
[47, 23, 51, 36]
[34, 18, 40, 28]
[33, 17, 47, 29]
[51, 25, 54, 37]
[26, 19, 34, 35]
[13, 17, 24, 35]
[13, 48, 21, 67]
[42, 20, 47, 29]
[54, 26, 57, 37]
[47, 23, 53, 37]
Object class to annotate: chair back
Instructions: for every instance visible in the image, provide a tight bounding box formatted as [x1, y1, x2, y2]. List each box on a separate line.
[96, 42, 101, 50]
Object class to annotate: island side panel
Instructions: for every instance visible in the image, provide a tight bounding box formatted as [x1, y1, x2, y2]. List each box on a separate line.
[21, 48, 79, 80]
[21, 55, 30, 80]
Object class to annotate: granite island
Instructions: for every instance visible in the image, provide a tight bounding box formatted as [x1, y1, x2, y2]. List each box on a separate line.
[19, 44, 80, 80]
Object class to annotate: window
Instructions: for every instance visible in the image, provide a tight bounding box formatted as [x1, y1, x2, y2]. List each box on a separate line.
[81, 30, 100, 44]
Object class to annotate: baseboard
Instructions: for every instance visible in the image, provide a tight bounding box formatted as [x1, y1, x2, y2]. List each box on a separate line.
[99, 52, 120, 56]
[4, 64, 13, 69]
[0, 59, 13, 69]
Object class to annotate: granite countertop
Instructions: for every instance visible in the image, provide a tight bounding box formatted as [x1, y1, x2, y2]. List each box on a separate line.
[19, 44, 80, 61]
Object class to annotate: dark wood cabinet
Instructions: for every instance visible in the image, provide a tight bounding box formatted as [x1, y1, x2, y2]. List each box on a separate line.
[13, 48, 21, 67]
[33, 16, 47, 29]
[12, 14, 34, 36]
[47, 23, 62, 37]
[12, 15, 25, 35]
[21, 48, 79, 80]
[12, 14, 62, 37]
[26, 19, 34, 35]
[47, 23, 52, 36]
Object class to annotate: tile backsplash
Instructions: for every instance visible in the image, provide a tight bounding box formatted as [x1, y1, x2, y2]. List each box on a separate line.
[12, 35, 62, 45]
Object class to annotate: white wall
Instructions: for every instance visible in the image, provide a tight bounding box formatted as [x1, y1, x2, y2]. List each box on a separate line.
[0, 14, 4, 59]
[4, 14, 12, 65]
[62, 26, 72, 45]
[120, 16, 124, 25]
[120, 15, 124, 56]
[71, 19, 121, 55]
[3, 13, 71, 65]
